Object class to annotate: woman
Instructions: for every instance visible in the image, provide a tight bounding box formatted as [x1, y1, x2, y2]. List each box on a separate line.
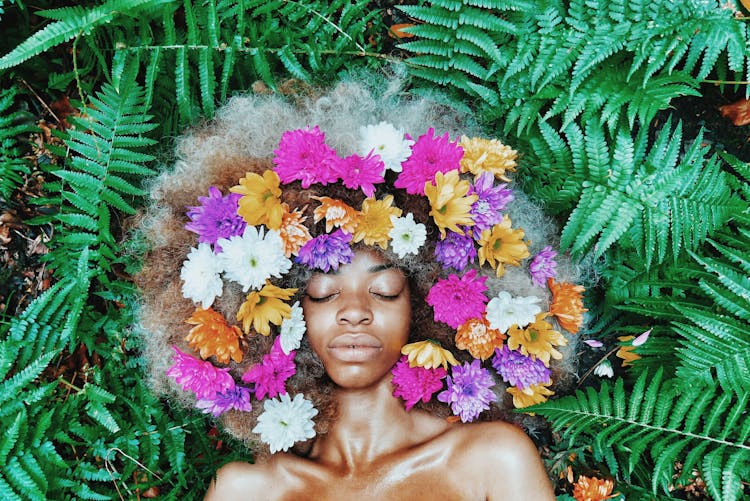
[135, 75, 584, 499]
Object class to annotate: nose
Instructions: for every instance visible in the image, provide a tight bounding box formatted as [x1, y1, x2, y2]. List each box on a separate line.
[336, 292, 373, 325]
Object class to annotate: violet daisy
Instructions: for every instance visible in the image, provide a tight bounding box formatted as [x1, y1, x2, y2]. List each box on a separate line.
[196, 384, 253, 417]
[529, 245, 558, 287]
[185, 186, 246, 251]
[296, 229, 354, 272]
[468, 173, 513, 235]
[491, 345, 551, 389]
[437, 359, 497, 422]
[395, 128, 463, 195]
[391, 355, 447, 411]
[273, 126, 339, 188]
[434, 231, 477, 271]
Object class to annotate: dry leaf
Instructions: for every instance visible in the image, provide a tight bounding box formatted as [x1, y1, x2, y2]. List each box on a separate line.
[389, 23, 416, 39]
[719, 97, 750, 126]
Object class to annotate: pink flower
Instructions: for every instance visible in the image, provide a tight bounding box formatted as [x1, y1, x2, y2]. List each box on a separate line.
[331, 152, 385, 197]
[395, 128, 463, 195]
[273, 126, 339, 188]
[426, 269, 488, 329]
[241, 337, 297, 399]
[391, 355, 447, 411]
[166, 346, 234, 400]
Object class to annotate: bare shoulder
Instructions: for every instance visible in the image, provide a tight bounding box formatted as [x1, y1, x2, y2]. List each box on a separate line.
[204, 457, 285, 501]
[447, 421, 556, 501]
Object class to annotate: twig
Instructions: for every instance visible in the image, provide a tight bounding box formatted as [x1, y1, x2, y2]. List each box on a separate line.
[576, 346, 620, 389]
[17, 78, 62, 124]
[284, 0, 366, 53]
[703, 79, 750, 85]
[105, 447, 164, 501]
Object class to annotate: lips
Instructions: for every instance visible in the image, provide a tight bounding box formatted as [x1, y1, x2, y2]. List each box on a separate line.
[328, 334, 383, 362]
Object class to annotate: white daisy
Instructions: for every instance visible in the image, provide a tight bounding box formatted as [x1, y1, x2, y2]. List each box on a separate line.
[279, 301, 306, 354]
[388, 213, 427, 258]
[253, 393, 318, 453]
[180, 243, 223, 308]
[594, 360, 614, 378]
[485, 291, 542, 333]
[358, 121, 415, 173]
[217, 226, 291, 292]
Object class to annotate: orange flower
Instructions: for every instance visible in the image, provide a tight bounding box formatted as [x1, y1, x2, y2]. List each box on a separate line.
[455, 316, 506, 360]
[507, 381, 554, 408]
[459, 136, 517, 182]
[185, 308, 243, 364]
[279, 203, 312, 257]
[424, 169, 477, 237]
[237, 282, 297, 335]
[615, 335, 640, 366]
[548, 278, 587, 334]
[573, 475, 615, 501]
[352, 195, 402, 249]
[477, 215, 530, 276]
[507, 312, 568, 366]
[312, 196, 359, 233]
[231, 169, 283, 229]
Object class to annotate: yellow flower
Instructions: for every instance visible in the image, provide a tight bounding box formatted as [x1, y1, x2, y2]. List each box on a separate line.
[548, 278, 587, 334]
[231, 170, 283, 229]
[352, 195, 402, 249]
[507, 313, 568, 366]
[455, 316, 506, 360]
[185, 307, 244, 364]
[401, 340, 459, 370]
[312, 196, 360, 233]
[573, 475, 616, 501]
[477, 215, 530, 276]
[615, 335, 640, 366]
[279, 203, 312, 257]
[424, 170, 477, 238]
[236, 281, 297, 335]
[507, 381, 554, 408]
[459, 136, 517, 182]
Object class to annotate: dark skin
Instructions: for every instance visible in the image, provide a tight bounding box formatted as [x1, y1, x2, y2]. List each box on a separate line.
[205, 250, 556, 500]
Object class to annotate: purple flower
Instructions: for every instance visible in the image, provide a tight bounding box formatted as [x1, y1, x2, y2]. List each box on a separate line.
[434, 231, 477, 271]
[491, 346, 551, 389]
[469, 173, 513, 235]
[185, 186, 246, 251]
[166, 346, 234, 400]
[296, 229, 354, 272]
[529, 245, 558, 287]
[395, 128, 463, 195]
[241, 337, 297, 400]
[437, 359, 497, 422]
[331, 152, 385, 197]
[391, 355, 447, 411]
[196, 385, 253, 417]
[273, 126, 339, 188]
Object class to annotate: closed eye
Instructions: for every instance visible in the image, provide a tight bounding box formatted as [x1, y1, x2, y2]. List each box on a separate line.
[371, 291, 400, 300]
[305, 292, 338, 303]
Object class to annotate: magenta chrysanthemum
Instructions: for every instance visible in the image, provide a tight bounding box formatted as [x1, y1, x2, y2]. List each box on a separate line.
[331, 152, 385, 197]
[491, 345, 551, 389]
[469, 172, 513, 235]
[241, 337, 297, 400]
[434, 231, 477, 271]
[391, 355, 447, 411]
[437, 359, 497, 422]
[273, 126, 339, 188]
[395, 128, 463, 195]
[426, 269, 488, 329]
[529, 245, 558, 287]
[296, 229, 354, 272]
[196, 384, 253, 417]
[185, 186, 246, 251]
[166, 346, 234, 400]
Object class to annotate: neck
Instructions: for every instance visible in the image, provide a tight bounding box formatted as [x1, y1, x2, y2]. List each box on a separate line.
[311, 376, 417, 471]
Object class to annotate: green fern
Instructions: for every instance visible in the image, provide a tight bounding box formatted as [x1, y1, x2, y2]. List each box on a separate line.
[0, 86, 34, 201]
[526, 369, 750, 500]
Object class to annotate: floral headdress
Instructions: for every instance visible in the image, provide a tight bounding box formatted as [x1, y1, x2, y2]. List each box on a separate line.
[167, 122, 587, 453]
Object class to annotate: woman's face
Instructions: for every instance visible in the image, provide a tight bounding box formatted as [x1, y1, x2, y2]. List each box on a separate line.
[302, 249, 411, 389]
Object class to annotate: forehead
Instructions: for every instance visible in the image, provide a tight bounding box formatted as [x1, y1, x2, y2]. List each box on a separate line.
[308, 249, 403, 280]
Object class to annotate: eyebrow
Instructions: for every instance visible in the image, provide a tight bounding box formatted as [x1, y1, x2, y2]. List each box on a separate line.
[321, 263, 396, 276]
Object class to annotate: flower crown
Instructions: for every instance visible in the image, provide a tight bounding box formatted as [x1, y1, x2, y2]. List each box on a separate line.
[167, 122, 587, 453]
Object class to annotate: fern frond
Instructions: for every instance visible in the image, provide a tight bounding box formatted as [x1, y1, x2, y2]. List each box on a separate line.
[527, 369, 750, 499]
[0, 86, 35, 200]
